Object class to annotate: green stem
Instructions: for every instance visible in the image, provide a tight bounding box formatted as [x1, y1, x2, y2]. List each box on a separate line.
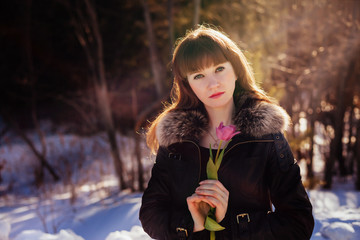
[214, 140, 223, 164]
[210, 231, 215, 240]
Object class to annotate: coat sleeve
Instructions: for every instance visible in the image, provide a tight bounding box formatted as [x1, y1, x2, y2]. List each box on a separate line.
[139, 146, 195, 240]
[232, 133, 314, 240]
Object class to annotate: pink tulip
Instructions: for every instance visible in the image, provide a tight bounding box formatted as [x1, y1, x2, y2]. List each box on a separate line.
[205, 122, 240, 237]
[216, 122, 240, 141]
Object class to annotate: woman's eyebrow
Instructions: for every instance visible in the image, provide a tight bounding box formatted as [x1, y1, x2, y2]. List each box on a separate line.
[188, 69, 204, 75]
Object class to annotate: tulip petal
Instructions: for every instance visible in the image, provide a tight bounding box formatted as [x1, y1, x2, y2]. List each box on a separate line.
[216, 128, 222, 140]
[230, 131, 241, 139]
[216, 123, 240, 141]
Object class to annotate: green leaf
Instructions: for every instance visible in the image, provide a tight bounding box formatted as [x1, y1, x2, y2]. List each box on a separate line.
[216, 148, 225, 170]
[206, 158, 218, 180]
[204, 216, 225, 231]
[209, 144, 214, 162]
[215, 139, 232, 170]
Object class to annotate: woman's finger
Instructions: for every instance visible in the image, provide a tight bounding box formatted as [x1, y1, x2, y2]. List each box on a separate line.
[187, 193, 205, 203]
[194, 195, 216, 208]
[195, 187, 228, 200]
[200, 180, 228, 192]
[196, 182, 229, 201]
[195, 188, 227, 203]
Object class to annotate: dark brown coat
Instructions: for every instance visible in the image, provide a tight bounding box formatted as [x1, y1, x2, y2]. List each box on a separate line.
[140, 95, 314, 239]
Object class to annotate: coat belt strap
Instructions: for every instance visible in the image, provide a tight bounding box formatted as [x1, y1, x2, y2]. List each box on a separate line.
[176, 227, 188, 240]
[236, 213, 250, 235]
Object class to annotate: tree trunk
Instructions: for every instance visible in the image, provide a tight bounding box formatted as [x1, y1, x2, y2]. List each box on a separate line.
[83, 0, 127, 190]
[168, 0, 174, 55]
[134, 132, 144, 191]
[95, 84, 127, 190]
[141, 0, 166, 98]
[355, 119, 360, 190]
[59, 0, 127, 190]
[132, 86, 144, 191]
[193, 0, 201, 27]
[25, 0, 54, 185]
[307, 117, 315, 187]
[324, 57, 357, 188]
[347, 105, 355, 175]
[324, 87, 346, 189]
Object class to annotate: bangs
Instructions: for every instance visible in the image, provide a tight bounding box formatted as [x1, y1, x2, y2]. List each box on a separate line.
[175, 37, 228, 79]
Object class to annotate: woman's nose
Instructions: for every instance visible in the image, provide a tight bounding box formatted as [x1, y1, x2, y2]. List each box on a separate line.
[208, 75, 220, 89]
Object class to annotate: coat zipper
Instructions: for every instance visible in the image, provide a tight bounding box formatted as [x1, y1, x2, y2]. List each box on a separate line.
[181, 140, 202, 183]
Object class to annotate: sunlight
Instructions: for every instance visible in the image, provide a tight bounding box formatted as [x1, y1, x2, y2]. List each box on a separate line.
[11, 212, 37, 224]
[299, 117, 308, 132]
[80, 185, 92, 193]
[80, 178, 118, 193]
[314, 135, 325, 145]
[53, 192, 72, 201]
[354, 107, 360, 119]
[11, 205, 36, 214]
[299, 112, 308, 133]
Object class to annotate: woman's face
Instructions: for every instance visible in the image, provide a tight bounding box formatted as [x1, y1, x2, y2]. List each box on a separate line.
[186, 61, 237, 110]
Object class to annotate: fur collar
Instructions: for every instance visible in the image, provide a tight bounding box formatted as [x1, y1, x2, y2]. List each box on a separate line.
[156, 94, 290, 147]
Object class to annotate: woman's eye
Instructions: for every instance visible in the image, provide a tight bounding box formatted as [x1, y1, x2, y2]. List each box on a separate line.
[194, 74, 204, 80]
[216, 66, 225, 72]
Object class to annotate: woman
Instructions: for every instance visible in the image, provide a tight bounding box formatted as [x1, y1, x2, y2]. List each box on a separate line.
[139, 25, 314, 240]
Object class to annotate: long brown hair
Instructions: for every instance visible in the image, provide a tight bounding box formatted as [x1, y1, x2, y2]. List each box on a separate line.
[147, 25, 272, 153]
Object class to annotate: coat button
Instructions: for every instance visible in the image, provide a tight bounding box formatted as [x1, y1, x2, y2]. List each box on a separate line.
[280, 153, 284, 158]
[276, 136, 280, 140]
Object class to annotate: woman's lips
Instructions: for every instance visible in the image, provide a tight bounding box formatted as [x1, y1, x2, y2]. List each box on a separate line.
[209, 91, 225, 99]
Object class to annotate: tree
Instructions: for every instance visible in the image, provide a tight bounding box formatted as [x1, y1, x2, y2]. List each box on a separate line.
[141, 0, 166, 98]
[1, 0, 60, 184]
[266, 0, 360, 188]
[58, 0, 127, 190]
[193, 0, 201, 27]
[356, 118, 360, 190]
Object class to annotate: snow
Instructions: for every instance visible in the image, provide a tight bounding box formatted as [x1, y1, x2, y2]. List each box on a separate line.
[104, 226, 152, 240]
[13, 229, 84, 240]
[0, 220, 11, 240]
[0, 128, 359, 240]
[309, 180, 360, 240]
[320, 222, 356, 240]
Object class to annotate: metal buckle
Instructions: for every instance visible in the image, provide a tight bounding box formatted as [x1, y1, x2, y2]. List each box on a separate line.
[237, 213, 250, 223]
[176, 227, 188, 237]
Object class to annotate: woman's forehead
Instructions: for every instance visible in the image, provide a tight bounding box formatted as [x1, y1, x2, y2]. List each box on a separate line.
[187, 59, 228, 74]
[184, 54, 227, 73]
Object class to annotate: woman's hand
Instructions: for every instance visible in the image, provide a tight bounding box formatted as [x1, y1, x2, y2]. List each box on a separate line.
[187, 180, 229, 231]
[187, 193, 210, 232]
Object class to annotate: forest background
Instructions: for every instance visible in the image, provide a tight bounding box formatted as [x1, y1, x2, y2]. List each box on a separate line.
[0, 0, 360, 215]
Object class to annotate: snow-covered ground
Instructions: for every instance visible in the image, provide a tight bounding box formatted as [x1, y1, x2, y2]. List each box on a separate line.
[1, 180, 359, 240]
[0, 128, 359, 239]
[0, 189, 151, 240]
[310, 180, 360, 240]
